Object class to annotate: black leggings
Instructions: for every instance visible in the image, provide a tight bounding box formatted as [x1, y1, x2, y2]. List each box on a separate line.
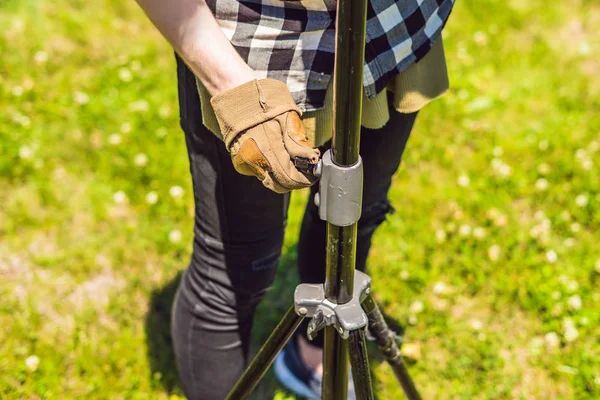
[171, 56, 417, 400]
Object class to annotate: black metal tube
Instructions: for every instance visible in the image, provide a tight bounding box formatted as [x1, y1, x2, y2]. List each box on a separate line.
[324, 223, 358, 304]
[322, 327, 349, 400]
[225, 306, 303, 400]
[362, 295, 422, 400]
[348, 330, 375, 400]
[323, 0, 368, 396]
[331, 0, 368, 166]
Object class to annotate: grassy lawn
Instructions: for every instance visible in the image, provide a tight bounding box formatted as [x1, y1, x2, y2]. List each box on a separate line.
[1, 0, 599, 398]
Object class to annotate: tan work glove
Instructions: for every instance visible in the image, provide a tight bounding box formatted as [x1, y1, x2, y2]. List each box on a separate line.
[211, 79, 320, 193]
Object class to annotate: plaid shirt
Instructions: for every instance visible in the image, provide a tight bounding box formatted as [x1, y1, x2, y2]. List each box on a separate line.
[207, 0, 454, 111]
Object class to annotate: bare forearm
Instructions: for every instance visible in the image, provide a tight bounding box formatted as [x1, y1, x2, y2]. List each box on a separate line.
[135, 0, 254, 96]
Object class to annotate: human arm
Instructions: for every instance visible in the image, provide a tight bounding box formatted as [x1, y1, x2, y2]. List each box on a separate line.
[134, 0, 320, 192]
[134, 0, 253, 96]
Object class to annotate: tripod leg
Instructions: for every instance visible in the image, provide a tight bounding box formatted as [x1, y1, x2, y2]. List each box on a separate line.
[225, 305, 303, 400]
[323, 326, 349, 400]
[362, 294, 422, 400]
[348, 329, 375, 400]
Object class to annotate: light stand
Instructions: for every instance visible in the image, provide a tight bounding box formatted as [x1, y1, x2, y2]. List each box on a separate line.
[225, 0, 423, 398]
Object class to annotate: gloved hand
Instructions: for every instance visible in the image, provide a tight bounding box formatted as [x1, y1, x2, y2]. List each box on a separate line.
[211, 79, 320, 193]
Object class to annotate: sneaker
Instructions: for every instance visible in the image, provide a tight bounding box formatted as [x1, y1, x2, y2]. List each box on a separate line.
[274, 335, 356, 399]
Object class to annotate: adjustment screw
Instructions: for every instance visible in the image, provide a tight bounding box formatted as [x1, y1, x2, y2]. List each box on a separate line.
[298, 307, 308, 315]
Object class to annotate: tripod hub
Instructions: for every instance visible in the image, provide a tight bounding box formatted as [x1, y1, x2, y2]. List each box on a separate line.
[294, 270, 371, 340]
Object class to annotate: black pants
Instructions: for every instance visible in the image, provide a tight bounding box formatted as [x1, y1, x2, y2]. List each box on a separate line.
[171, 56, 417, 400]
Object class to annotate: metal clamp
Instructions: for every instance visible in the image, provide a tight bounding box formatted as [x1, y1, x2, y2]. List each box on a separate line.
[294, 270, 371, 339]
[313, 150, 363, 227]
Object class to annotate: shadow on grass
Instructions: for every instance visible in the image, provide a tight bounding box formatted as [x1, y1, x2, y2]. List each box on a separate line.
[145, 271, 182, 395]
[142, 245, 300, 399]
[143, 246, 411, 399]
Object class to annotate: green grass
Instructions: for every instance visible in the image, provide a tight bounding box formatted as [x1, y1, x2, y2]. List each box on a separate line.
[1, 0, 599, 398]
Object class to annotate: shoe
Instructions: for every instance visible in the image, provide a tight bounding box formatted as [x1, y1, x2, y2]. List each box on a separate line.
[274, 335, 356, 400]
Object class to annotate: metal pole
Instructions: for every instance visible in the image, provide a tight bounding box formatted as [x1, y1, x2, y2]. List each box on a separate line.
[225, 305, 303, 400]
[362, 294, 422, 400]
[348, 330, 375, 400]
[322, 0, 368, 397]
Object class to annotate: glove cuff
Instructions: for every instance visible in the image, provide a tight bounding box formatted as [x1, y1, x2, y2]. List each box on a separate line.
[210, 79, 301, 149]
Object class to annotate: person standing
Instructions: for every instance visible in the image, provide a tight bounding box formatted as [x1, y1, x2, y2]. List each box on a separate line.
[135, 0, 454, 398]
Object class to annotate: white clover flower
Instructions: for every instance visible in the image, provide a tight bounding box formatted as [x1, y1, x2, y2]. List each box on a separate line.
[159, 105, 171, 119]
[567, 295, 582, 311]
[130, 60, 142, 72]
[595, 376, 600, 386]
[551, 291, 561, 300]
[169, 229, 182, 243]
[589, 140, 599, 153]
[73, 91, 89, 105]
[470, 319, 483, 331]
[575, 148, 587, 160]
[578, 41, 591, 55]
[108, 134, 122, 145]
[34, 50, 48, 64]
[535, 178, 549, 191]
[575, 194, 588, 207]
[25, 355, 40, 371]
[145, 191, 158, 205]
[457, 174, 470, 187]
[459, 224, 472, 237]
[491, 158, 503, 170]
[538, 140, 549, 151]
[546, 250, 557, 263]
[156, 127, 167, 138]
[23, 77, 34, 91]
[433, 281, 448, 295]
[119, 67, 133, 82]
[473, 31, 488, 46]
[570, 223, 581, 233]
[12, 85, 23, 97]
[134, 153, 148, 167]
[453, 209, 464, 220]
[14, 112, 31, 127]
[595, 259, 600, 273]
[401, 343, 421, 360]
[537, 162, 551, 175]
[169, 185, 184, 198]
[498, 163, 511, 177]
[113, 191, 127, 204]
[563, 238, 576, 247]
[563, 318, 579, 342]
[530, 337, 544, 354]
[566, 280, 579, 292]
[400, 269, 409, 280]
[121, 122, 132, 133]
[487, 208, 499, 220]
[544, 332, 560, 348]
[410, 300, 424, 314]
[529, 225, 541, 239]
[19, 146, 33, 160]
[435, 229, 446, 243]
[581, 159, 593, 170]
[492, 146, 503, 157]
[494, 214, 507, 227]
[473, 227, 486, 239]
[129, 100, 149, 113]
[488, 245, 501, 261]
[407, 315, 418, 326]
